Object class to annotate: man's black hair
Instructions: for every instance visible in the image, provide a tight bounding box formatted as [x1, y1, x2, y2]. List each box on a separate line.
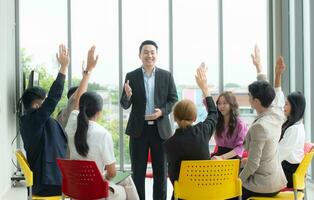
[139, 40, 158, 53]
[248, 80, 275, 108]
[21, 86, 46, 110]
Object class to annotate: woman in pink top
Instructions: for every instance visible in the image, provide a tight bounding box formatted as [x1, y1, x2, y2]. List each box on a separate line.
[211, 91, 248, 160]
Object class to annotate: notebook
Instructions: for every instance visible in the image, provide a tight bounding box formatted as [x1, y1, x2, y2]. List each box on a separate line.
[111, 171, 132, 184]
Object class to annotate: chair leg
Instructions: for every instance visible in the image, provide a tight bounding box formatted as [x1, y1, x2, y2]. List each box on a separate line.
[304, 186, 307, 200]
[293, 190, 298, 200]
[28, 186, 32, 200]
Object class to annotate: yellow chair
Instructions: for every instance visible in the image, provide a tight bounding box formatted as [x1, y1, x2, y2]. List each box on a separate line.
[248, 150, 314, 200]
[174, 159, 242, 200]
[15, 150, 62, 200]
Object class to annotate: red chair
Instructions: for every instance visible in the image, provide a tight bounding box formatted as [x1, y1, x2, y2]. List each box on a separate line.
[56, 159, 109, 200]
[146, 148, 153, 178]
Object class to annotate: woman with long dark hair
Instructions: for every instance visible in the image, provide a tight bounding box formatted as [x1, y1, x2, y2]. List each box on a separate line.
[211, 91, 248, 160]
[275, 57, 306, 188]
[65, 91, 139, 200]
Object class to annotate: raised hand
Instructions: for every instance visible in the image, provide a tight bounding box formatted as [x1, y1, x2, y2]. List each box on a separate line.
[195, 62, 210, 97]
[56, 44, 70, 68]
[86, 46, 99, 72]
[275, 56, 286, 76]
[251, 45, 262, 73]
[124, 80, 132, 98]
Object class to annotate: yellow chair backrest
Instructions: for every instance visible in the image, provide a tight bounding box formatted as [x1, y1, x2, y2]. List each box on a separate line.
[293, 150, 314, 190]
[16, 150, 33, 187]
[174, 159, 242, 200]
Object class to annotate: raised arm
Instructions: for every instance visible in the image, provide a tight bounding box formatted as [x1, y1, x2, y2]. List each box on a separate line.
[251, 44, 262, 73]
[34, 44, 69, 123]
[251, 45, 267, 81]
[274, 56, 285, 88]
[272, 56, 286, 111]
[195, 62, 210, 97]
[195, 63, 218, 139]
[72, 46, 99, 110]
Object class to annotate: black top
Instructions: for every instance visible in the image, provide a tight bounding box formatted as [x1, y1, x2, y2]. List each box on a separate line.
[20, 73, 67, 194]
[163, 96, 218, 184]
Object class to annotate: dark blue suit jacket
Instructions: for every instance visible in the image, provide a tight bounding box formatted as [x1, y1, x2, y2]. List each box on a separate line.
[120, 67, 178, 139]
[20, 73, 67, 194]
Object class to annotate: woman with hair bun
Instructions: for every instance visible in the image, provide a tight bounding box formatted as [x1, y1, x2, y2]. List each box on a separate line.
[163, 63, 218, 199]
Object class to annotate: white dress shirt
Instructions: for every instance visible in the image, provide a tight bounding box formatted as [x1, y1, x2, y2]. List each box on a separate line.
[279, 120, 305, 164]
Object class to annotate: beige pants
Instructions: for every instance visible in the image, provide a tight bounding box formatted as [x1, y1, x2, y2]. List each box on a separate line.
[107, 176, 139, 200]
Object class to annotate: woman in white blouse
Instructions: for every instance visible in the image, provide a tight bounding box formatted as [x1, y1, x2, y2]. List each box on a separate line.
[65, 91, 139, 200]
[274, 57, 306, 188]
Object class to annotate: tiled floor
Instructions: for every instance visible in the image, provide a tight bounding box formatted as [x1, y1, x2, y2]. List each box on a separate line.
[2, 178, 314, 200]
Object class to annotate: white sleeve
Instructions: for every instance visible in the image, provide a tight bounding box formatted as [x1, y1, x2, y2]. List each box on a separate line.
[65, 110, 79, 135]
[278, 126, 299, 162]
[272, 87, 285, 111]
[100, 132, 116, 166]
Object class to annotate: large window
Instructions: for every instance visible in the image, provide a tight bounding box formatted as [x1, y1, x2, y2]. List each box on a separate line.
[122, 0, 169, 73]
[223, 0, 267, 124]
[71, 0, 120, 162]
[19, 0, 269, 169]
[20, 0, 67, 115]
[223, 0, 268, 93]
[173, 0, 219, 122]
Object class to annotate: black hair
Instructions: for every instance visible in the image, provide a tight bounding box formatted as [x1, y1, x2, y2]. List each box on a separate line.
[67, 86, 78, 99]
[280, 91, 306, 141]
[21, 86, 46, 110]
[248, 81, 275, 108]
[216, 91, 239, 138]
[139, 40, 158, 53]
[74, 91, 103, 157]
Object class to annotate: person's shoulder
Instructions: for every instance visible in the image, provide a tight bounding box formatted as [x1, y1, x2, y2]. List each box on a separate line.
[156, 67, 171, 75]
[127, 67, 142, 75]
[91, 123, 112, 138]
[286, 121, 305, 133]
[237, 118, 248, 128]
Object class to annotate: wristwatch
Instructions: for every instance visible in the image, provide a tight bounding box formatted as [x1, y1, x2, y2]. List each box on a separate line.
[83, 70, 91, 75]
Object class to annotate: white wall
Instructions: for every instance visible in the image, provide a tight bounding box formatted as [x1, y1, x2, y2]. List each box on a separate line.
[0, 0, 17, 198]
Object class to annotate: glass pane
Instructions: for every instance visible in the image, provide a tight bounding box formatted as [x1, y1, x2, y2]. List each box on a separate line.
[173, 0, 219, 122]
[71, 0, 121, 163]
[122, 0, 169, 165]
[223, 0, 267, 123]
[122, 0, 169, 73]
[20, 0, 67, 117]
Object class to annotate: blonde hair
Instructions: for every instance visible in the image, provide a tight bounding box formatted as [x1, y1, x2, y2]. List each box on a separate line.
[173, 99, 197, 129]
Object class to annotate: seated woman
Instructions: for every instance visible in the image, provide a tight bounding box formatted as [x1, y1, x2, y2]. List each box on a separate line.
[270, 56, 306, 188]
[211, 91, 248, 160]
[163, 63, 218, 199]
[65, 92, 139, 200]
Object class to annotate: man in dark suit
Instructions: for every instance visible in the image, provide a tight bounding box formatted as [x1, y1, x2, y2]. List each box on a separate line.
[19, 44, 69, 196]
[120, 40, 178, 200]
